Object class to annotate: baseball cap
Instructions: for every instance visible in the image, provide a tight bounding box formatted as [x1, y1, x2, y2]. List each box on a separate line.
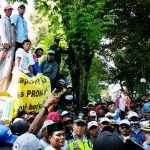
[87, 121, 98, 129]
[93, 131, 125, 150]
[40, 120, 54, 131]
[61, 111, 69, 116]
[127, 111, 138, 119]
[4, 5, 14, 10]
[88, 111, 97, 117]
[65, 95, 73, 101]
[145, 107, 150, 113]
[58, 79, 65, 84]
[26, 114, 35, 122]
[12, 133, 41, 150]
[48, 50, 55, 55]
[47, 112, 61, 122]
[96, 105, 102, 112]
[13, 118, 23, 123]
[119, 119, 130, 126]
[100, 117, 110, 124]
[47, 123, 63, 136]
[0, 125, 17, 144]
[74, 119, 86, 124]
[18, 4, 26, 8]
[102, 101, 108, 105]
[10, 120, 29, 135]
[141, 122, 150, 132]
[87, 102, 95, 106]
[62, 116, 73, 125]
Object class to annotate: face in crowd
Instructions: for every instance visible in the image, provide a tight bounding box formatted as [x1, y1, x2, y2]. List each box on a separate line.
[18, 5, 26, 16]
[73, 122, 86, 137]
[63, 121, 73, 132]
[145, 111, 150, 120]
[97, 107, 104, 116]
[119, 124, 130, 136]
[47, 53, 55, 62]
[88, 126, 99, 139]
[88, 104, 95, 112]
[22, 41, 31, 52]
[36, 50, 43, 58]
[49, 130, 65, 149]
[5, 8, 13, 18]
[107, 103, 116, 113]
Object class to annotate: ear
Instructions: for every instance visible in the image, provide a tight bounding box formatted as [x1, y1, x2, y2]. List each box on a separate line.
[48, 135, 52, 142]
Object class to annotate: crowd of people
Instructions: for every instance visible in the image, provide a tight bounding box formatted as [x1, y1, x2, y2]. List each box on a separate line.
[1, 3, 150, 150]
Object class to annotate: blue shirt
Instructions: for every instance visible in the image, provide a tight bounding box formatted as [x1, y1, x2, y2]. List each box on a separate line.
[11, 14, 28, 43]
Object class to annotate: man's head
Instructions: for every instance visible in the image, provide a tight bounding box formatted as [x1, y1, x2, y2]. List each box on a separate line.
[47, 112, 61, 123]
[17, 4, 26, 15]
[100, 117, 110, 129]
[64, 95, 73, 110]
[22, 39, 31, 52]
[87, 121, 99, 139]
[4, 5, 13, 17]
[119, 119, 131, 136]
[96, 105, 104, 116]
[73, 119, 86, 137]
[47, 123, 65, 149]
[88, 111, 97, 121]
[12, 133, 41, 150]
[58, 79, 65, 90]
[47, 50, 55, 62]
[145, 108, 150, 120]
[40, 120, 53, 139]
[54, 38, 60, 45]
[62, 116, 73, 132]
[35, 48, 43, 58]
[0, 125, 17, 146]
[141, 123, 150, 145]
[107, 101, 116, 113]
[87, 102, 95, 112]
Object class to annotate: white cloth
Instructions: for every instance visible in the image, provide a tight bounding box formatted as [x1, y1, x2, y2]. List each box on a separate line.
[105, 112, 121, 123]
[143, 141, 150, 150]
[14, 48, 34, 73]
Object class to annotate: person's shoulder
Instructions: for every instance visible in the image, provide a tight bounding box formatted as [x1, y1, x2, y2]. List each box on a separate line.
[68, 138, 77, 143]
[11, 14, 19, 18]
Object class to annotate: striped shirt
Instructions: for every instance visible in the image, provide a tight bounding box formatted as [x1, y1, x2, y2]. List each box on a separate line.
[0, 16, 12, 46]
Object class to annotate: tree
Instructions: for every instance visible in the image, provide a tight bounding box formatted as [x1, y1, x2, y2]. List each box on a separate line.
[7, 0, 111, 109]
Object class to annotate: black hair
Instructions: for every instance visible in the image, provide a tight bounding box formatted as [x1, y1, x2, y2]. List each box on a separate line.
[54, 38, 60, 43]
[35, 48, 44, 54]
[23, 39, 31, 44]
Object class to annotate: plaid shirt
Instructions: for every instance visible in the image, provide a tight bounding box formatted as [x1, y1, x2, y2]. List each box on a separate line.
[0, 16, 12, 46]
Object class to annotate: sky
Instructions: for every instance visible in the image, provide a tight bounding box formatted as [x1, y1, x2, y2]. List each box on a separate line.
[0, 0, 34, 38]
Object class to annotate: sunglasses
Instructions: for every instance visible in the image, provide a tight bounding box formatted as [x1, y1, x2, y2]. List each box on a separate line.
[120, 125, 130, 130]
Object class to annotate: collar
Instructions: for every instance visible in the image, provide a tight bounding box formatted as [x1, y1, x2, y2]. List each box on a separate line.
[4, 15, 10, 20]
[72, 131, 86, 142]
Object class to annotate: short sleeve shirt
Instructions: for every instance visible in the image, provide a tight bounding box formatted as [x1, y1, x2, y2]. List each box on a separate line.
[11, 14, 28, 43]
[15, 48, 34, 73]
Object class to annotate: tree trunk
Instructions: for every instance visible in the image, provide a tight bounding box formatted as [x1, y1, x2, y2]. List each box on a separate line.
[66, 48, 93, 110]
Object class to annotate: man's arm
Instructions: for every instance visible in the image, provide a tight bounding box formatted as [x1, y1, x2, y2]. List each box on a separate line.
[11, 24, 16, 46]
[28, 89, 59, 135]
[49, 63, 58, 80]
[0, 18, 9, 48]
[29, 65, 34, 74]
[15, 57, 21, 68]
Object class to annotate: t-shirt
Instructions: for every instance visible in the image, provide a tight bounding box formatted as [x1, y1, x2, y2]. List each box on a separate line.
[40, 139, 49, 150]
[15, 48, 34, 73]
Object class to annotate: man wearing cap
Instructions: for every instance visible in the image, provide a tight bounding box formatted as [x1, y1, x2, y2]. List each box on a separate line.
[141, 123, 150, 150]
[86, 121, 99, 143]
[67, 119, 93, 150]
[40, 120, 54, 150]
[119, 119, 142, 145]
[140, 108, 150, 128]
[0, 125, 17, 149]
[87, 102, 95, 112]
[87, 111, 97, 121]
[45, 123, 66, 150]
[0, 4, 14, 91]
[99, 117, 110, 130]
[128, 111, 145, 143]
[11, 4, 28, 57]
[95, 105, 104, 117]
[62, 116, 73, 140]
[40, 50, 58, 89]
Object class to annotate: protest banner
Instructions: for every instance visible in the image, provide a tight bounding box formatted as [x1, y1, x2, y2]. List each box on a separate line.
[7, 72, 51, 119]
